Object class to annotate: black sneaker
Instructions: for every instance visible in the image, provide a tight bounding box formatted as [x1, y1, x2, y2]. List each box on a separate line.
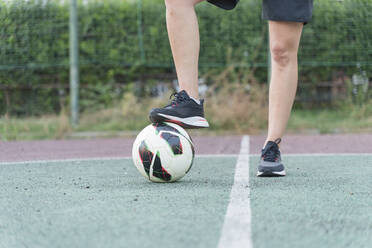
[149, 90, 209, 129]
[257, 138, 286, 177]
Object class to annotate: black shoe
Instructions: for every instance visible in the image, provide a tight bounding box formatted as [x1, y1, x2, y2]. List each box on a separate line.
[257, 138, 286, 177]
[149, 90, 209, 129]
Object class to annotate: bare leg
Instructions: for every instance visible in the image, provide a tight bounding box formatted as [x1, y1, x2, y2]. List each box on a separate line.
[165, 0, 204, 99]
[265, 21, 304, 146]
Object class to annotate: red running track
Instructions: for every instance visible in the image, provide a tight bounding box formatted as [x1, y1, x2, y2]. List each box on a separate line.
[1, 134, 372, 163]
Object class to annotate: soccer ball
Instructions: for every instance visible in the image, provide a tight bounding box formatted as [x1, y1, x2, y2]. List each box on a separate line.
[132, 122, 195, 183]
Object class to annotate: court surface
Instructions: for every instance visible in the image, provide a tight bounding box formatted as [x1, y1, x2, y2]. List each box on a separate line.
[0, 134, 372, 248]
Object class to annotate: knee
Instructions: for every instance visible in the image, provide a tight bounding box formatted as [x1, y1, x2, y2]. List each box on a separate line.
[165, 0, 201, 11]
[270, 42, 296, 68]
[164, 0, 177, 10]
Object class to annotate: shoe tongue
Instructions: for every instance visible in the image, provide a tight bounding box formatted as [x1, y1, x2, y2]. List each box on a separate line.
[262, 141, 279, 162]
[262, 141, 278, 153]
[178, 90, 190, 99]
[267, 141, 278, 147]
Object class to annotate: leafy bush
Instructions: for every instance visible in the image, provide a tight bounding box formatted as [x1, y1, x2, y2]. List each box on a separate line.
[0, 0, 371, 116]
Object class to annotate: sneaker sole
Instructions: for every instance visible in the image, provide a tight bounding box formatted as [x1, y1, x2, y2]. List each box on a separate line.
[151, 113, 209, 129]
[257, 170, 286, 177]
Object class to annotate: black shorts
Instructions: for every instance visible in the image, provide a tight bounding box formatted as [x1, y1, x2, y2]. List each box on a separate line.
[207, 0, 314, 23]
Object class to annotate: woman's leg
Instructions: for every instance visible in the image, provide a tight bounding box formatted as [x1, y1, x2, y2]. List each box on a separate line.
[265, 21, 304, 146]
[148, 0, 208, 128]
[165, 0, 204, 99]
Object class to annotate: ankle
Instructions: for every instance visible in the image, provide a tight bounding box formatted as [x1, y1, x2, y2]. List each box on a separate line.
[179, 88, 199, 101]
[190, 96, 200, 105]
[263, 137, 282, 148]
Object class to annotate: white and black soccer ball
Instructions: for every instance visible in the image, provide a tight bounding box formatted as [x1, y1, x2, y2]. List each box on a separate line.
[132, 122, 195, 183]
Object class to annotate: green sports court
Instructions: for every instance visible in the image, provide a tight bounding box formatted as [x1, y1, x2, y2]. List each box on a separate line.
[1, 0, 372, 247]
[1, 135, 371, 248]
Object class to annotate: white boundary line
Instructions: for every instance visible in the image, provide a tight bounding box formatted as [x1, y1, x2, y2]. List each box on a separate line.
[0, 154, 239, 166]
[197, 154, 238, 158]
[1, 153, 371, 166]
[0, 157, 130, 166]
[250, 153, 372, 157]
[1, 153, 372, 166]
[218, 135, 252, 248]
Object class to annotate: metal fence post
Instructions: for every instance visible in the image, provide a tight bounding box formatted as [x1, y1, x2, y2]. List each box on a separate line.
[137, 0, 145, 63]
[70, 0, 79, 127]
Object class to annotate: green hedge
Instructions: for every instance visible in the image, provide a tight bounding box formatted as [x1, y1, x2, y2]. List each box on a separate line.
[0, 0, 371, 116]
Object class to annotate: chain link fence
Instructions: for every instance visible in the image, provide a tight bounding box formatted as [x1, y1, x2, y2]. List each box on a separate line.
[0, 0, 371, 116]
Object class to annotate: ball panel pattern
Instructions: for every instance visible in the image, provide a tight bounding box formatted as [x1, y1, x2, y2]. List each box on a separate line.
[185, 144, 195, 174]
[160, 132, 183, 155]
[138, 140, 153, 177]
[152, 123, 180, 135]
[152, 152, 172, 182]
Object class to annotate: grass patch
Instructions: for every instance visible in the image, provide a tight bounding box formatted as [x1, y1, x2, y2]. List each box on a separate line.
[1, 104, 372, 141]
[1, 66, 371, 141]
[288, 106, 372, 134]
[0, 112, 70, 141]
